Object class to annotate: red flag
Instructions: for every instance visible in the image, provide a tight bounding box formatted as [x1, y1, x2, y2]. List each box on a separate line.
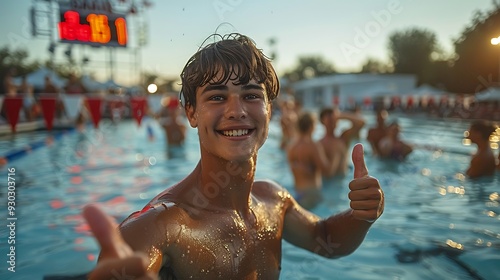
[39, 97, 57, 130]
[130, 97, 147, 126]
[86, 97, 102, 128]
[4, 97, 23, 133]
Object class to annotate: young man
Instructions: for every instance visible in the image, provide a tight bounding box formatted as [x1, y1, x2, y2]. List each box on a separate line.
[278, 99, 298, 150]
[367, 109, 389, 156]
[159, 97, 187, 147]
[83, 33, 384, 279]
[318, 107, 366, 177]
[466, 120, 496, 178]
[497, 150, 500, 171]
[286, 112, 332, 209]
[378, 122, 413, 161]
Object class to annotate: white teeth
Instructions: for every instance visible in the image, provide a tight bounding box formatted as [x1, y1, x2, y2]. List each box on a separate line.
[222, 129, 249, 137]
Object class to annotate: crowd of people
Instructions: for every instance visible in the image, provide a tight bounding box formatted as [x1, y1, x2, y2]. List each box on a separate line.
[1, 70, 87, 123]
[283, 102, 366, 208]
[278, 95, 500, 209]
[1, 69, 190, 147]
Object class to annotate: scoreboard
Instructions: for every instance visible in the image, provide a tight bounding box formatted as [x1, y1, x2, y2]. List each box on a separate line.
[57, 1, 128, 47]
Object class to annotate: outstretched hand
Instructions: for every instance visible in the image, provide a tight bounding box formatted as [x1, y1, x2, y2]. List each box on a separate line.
[83, 204, 158, 280]
[348, 143, 384, 222]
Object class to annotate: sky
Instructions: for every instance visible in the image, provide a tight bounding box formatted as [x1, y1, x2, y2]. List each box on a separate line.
[0, 0, 496, 87]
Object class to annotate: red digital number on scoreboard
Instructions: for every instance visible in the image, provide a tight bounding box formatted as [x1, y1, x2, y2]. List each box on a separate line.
[58, 10, 127, 47]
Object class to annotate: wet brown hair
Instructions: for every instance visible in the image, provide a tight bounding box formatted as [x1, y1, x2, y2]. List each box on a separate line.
[180, 33, 280, 108]
[319, 108, 333, 120]
[297, 112, 315, 134]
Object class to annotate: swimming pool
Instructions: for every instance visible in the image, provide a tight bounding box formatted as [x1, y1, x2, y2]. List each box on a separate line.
[0, 112, 498, 280]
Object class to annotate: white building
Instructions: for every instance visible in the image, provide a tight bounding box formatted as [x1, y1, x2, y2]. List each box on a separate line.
[288, 73, 417, 110]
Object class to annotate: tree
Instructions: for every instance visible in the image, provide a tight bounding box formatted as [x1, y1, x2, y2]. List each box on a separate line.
[359, 58, 392, 74]
[140, 71, 180, 93]
[0, 46, 39, 93]
[449, 6, 500, 93]
[388, 28, 439, 85]
[282, 55, 335, 82]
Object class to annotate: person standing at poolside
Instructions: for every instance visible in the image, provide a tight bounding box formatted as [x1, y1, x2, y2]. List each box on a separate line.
[82, 33, 384, 279]
[2, 68, 17, 97]
[64, 73, 89, 127]
[318, 107, 365, 177]
[19, 75, 37, 122]
[367, 109, 389, 156]
[287, 112, 333, 209]
[466, 120, 496, 178]
[44, 75, 66, 119]
[64, 73, 88, 95]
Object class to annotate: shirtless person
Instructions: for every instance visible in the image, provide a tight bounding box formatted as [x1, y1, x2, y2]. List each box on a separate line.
[83, 33, 384, 279]
[497, 151, 500, 171]
[378, 122, 413, 161]
[367, 109, 388, 156]
[318, 107, 365, 177]
[159, 97, 187, 146]
[279, 99, 298, 149]
[287, 112, 333, 209]
[466, 120, 496, 178]
[497, 147, 500, 171]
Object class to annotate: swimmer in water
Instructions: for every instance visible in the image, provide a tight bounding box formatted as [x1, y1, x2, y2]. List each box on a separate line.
[83, 33, 385, 280]
[159, 97, 187, 146]
[378, 122, 413, 161]
[367, 109, 388, 156]
[287, 112, 334, 209]
[497, 148, 500, 171]
[317, 107, 366, 177]
[466, 120, 496, 178]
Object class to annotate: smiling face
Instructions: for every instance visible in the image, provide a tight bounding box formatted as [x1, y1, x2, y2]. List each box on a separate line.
[185, 73, 272, 162]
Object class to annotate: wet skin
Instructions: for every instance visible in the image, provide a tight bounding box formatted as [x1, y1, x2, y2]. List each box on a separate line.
[466, 127, 496, 178]
[319, 110, 365, 177]
[287, 119, 333, 209]
[83, 76, 384, 280]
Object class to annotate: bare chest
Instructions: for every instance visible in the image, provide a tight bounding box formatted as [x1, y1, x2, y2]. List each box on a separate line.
[164, 214, 283, 279]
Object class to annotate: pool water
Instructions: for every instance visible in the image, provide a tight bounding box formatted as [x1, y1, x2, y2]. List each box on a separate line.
[0, 112, 499, 280]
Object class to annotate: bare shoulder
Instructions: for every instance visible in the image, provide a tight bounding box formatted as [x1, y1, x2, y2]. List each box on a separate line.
[252, 179, 293, 204]
[121, 201, 183, 227]
[119, 199, 187, 251]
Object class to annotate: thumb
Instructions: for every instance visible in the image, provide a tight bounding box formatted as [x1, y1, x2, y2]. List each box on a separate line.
[352, 143, 369, 179]
[83, 203, 133, 259]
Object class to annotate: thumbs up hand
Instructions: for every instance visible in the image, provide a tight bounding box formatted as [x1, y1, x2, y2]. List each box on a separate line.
[83, 204, 158, 280]
[348, 144, 384, 223]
